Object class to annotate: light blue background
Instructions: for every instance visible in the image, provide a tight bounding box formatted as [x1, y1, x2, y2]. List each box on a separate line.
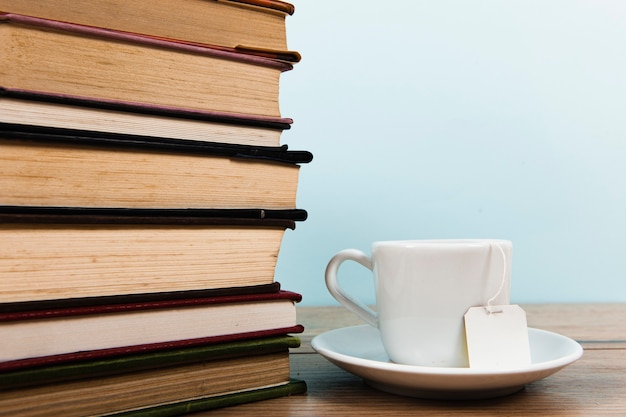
[275, 0, 626, 306]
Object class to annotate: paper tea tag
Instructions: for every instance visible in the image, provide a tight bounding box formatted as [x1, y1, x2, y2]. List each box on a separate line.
[464, 304, 531, 369]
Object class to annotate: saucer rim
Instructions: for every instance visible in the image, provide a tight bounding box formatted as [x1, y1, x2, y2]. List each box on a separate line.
[312, 325, 582, 376]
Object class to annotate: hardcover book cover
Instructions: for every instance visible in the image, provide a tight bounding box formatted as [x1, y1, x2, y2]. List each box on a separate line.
[0, 13, 292, 117]
[0, 124, 312, 209]
[0, 87, 294, 146]
[0, 335, 302, 388]
[0, 290, 303, 363]
[0, 0, 300, 61]
[0, 208, 306, 303]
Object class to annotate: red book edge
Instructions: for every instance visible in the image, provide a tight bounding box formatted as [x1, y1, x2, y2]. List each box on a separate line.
[0, 13, 295, 70]
[0, 290, 303, 321]
[0, 324, 305, 372]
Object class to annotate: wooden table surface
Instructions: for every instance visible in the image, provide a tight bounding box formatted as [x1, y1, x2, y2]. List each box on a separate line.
[204, 304, 626, 416]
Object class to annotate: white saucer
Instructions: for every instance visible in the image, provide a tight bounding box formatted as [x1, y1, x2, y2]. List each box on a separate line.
[311, 325, 583, 400]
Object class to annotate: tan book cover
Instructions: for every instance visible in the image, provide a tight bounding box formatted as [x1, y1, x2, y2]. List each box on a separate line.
[0, 207, 306, 303]
[0, 125, 311, 209]
[0, 0, 300, 61]
[0, 13, 293, 117]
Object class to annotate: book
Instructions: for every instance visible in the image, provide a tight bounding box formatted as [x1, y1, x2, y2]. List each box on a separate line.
[112, 380, 307, 417]
[0, 124, 312, 209]
[0, 88, 293, 147]
[0, 13, 293, 118]
[0, 290, 302, 363]
[0, 207, 306, 303]
[0, 321, 305, 374]
[0, 379, 307, 417]
[0, 337, 305, 416]
[0, 334, 301, 388]
[0, 3, 308, 414]
[0, 0, 301, 62]
[0, 282, 283, 314]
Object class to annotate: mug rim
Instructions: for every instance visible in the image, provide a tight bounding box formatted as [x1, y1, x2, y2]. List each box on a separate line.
[372, 239, 512, 248]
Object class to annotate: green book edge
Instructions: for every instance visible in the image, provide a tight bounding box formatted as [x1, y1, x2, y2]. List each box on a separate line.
[109, 379, 307, 417]
[0, 336, 301, 390]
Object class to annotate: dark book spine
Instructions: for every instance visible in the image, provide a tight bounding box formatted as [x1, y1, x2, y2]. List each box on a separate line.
[0, 282, 282, 314]
[0, 206, 308, 225]
[0, 123, 313, 164]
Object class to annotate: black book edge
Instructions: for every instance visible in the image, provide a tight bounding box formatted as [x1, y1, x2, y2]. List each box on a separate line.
[0, 206, 307, 230]
[0, 87, 294, 130]
[0, 282, 282, 314]
[0, 123, 313, 164]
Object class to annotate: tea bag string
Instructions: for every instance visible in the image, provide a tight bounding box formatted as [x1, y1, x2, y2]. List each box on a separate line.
[486, 242, 507, 314]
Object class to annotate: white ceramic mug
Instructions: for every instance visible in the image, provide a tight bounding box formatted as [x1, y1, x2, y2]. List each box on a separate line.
[325, 239, 512, 367]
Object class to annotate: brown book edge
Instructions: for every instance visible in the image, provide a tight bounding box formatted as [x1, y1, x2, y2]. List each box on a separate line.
[0, 13, 294, 71]
[228, 0, 296, 15]
[234, 45, 301, 63]
[0, 325, 305, 372]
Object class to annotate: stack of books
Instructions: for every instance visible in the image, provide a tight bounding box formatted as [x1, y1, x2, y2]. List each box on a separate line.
[0, 1, 309, 415]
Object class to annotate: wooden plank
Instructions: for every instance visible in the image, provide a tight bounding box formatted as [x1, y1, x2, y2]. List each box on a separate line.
[208, 348, 626, 416]
[522, 304, 626, 348]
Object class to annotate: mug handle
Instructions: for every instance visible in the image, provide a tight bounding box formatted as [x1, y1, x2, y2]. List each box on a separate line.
[325, 249, 378, 327]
